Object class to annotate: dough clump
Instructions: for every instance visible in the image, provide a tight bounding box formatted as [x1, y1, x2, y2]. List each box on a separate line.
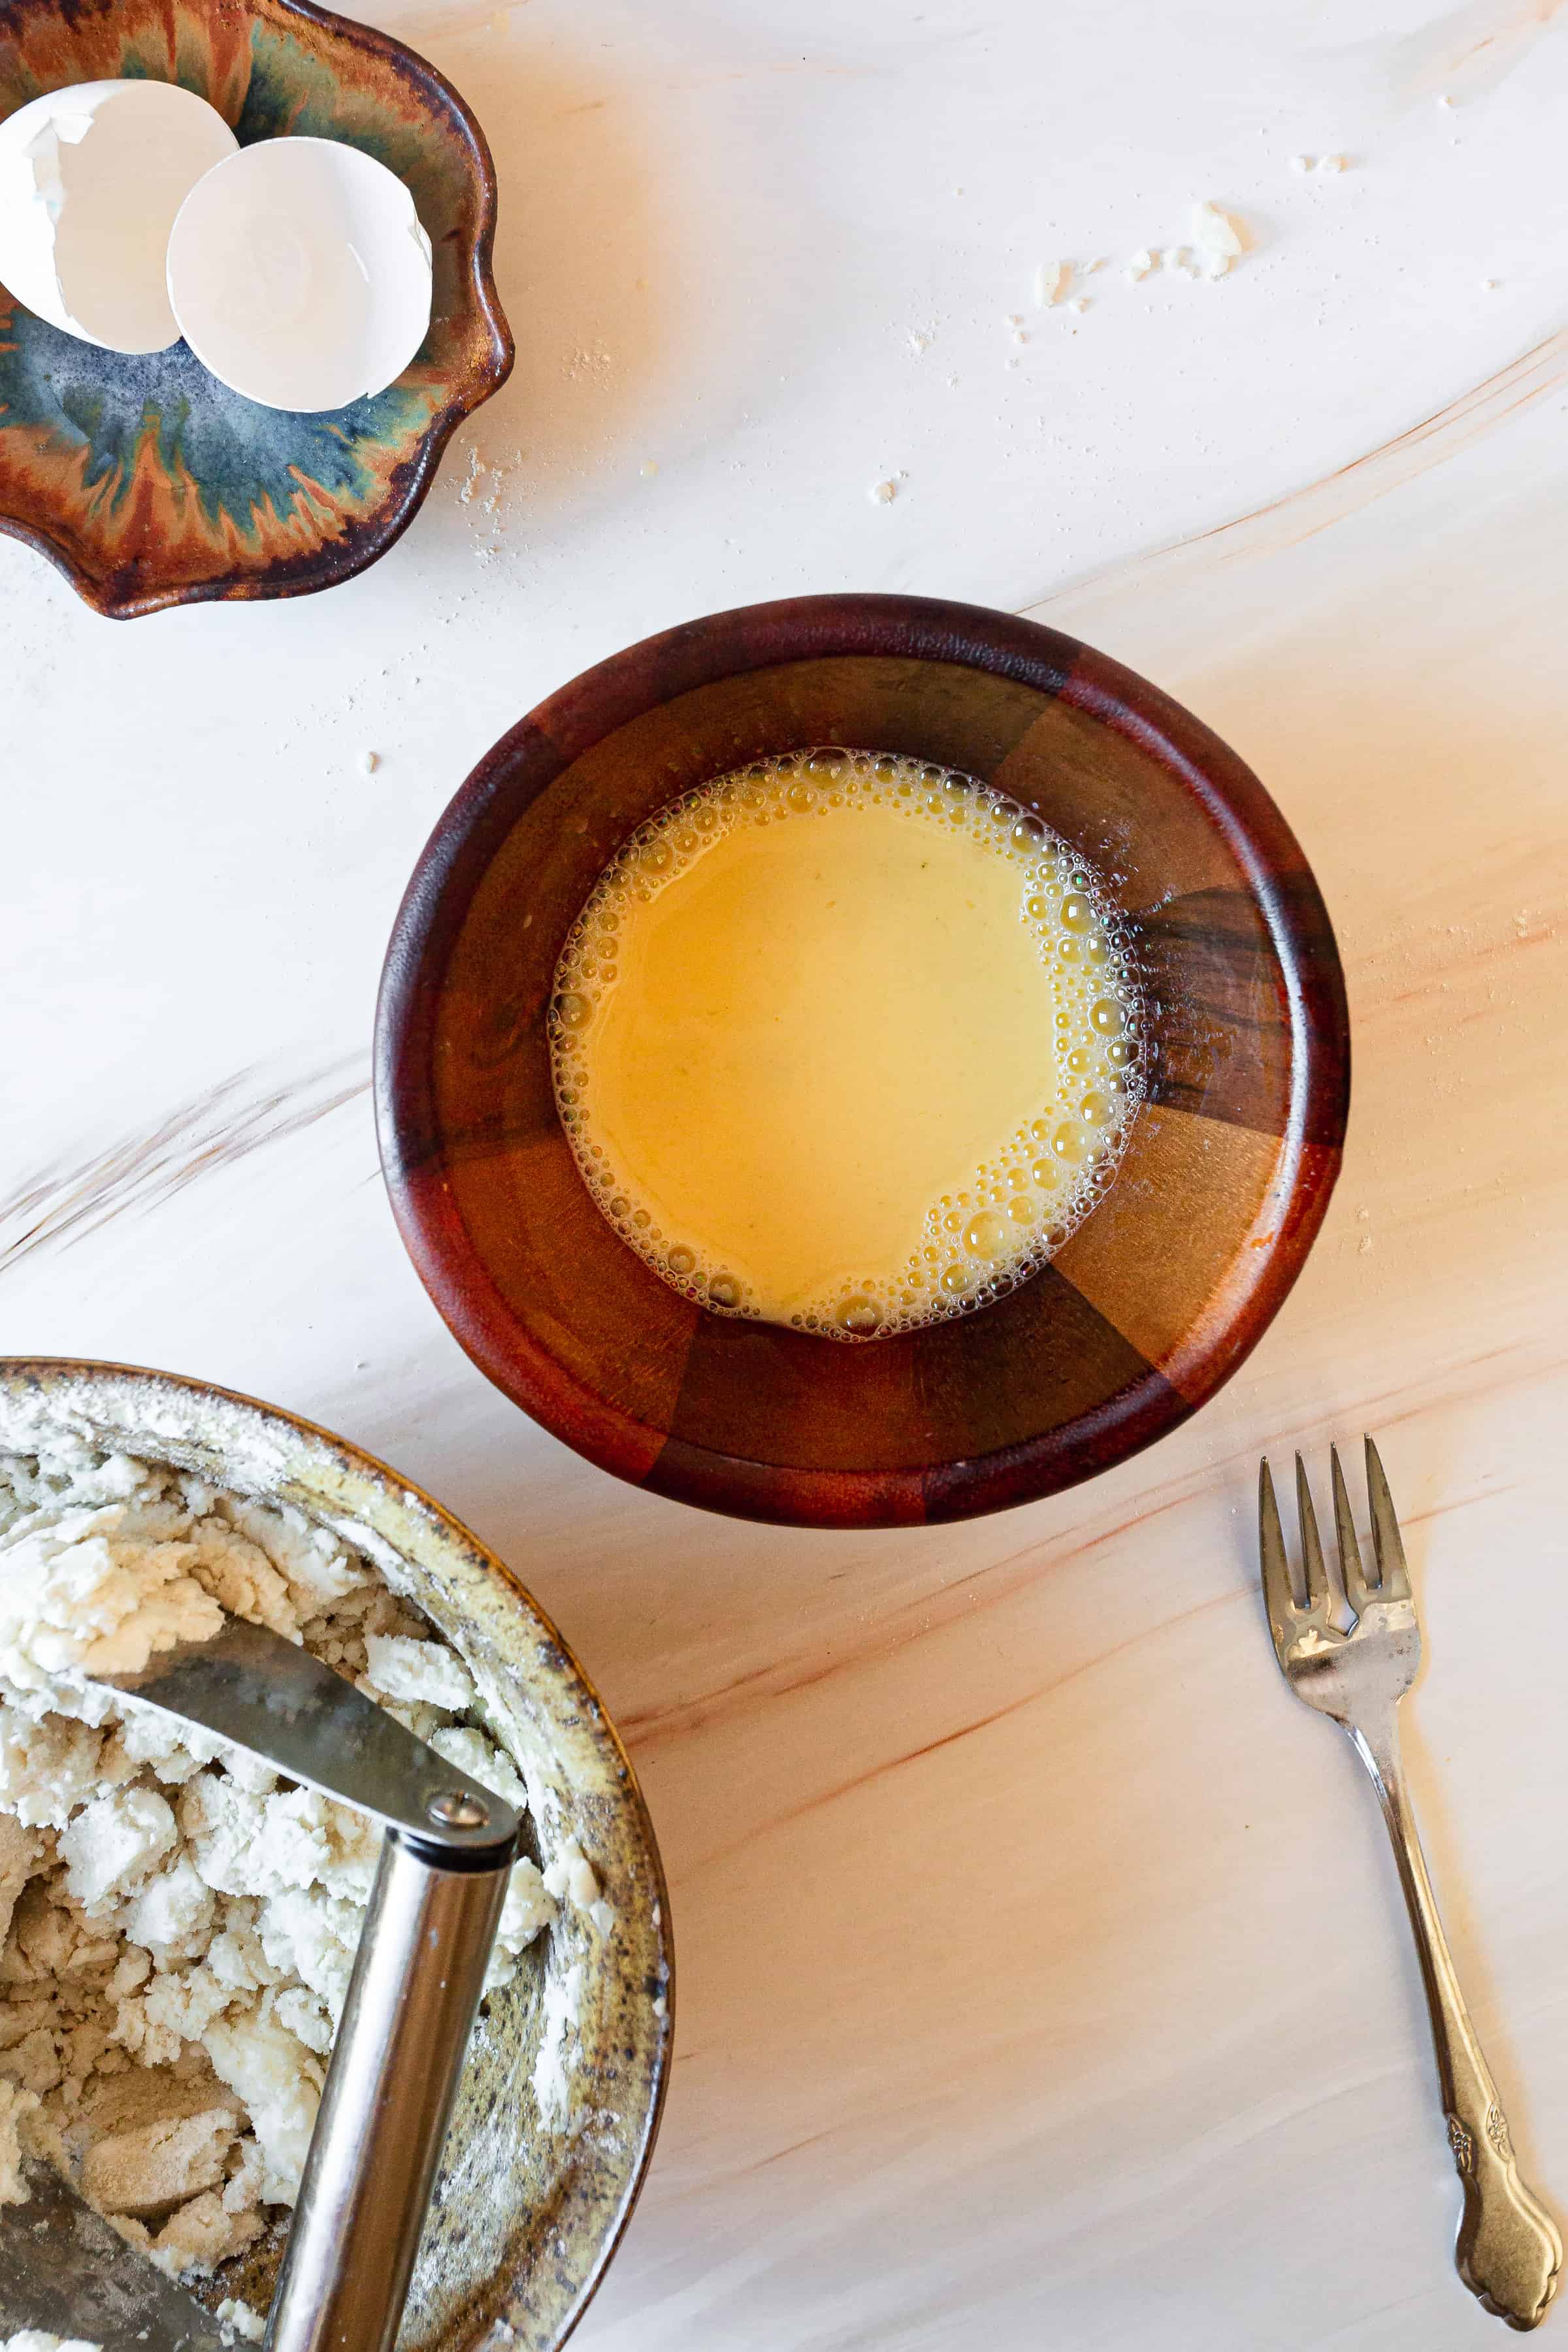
[0, 1440, 557, 2283]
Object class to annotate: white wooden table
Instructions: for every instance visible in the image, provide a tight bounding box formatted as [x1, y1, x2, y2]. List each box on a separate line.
[6, 4, 1568, 2344]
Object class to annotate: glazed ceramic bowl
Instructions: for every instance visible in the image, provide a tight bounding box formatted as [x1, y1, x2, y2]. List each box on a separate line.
[0, 0, 511, 618]
[375, 593, 1350, 1530]
[0, 1358, 671, 2351]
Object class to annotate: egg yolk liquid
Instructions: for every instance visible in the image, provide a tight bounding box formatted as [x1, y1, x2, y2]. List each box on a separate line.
[550, 751, 1141, 1340]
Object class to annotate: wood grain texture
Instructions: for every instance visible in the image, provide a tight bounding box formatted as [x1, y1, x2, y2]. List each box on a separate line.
[374, 595, 1350, 1526]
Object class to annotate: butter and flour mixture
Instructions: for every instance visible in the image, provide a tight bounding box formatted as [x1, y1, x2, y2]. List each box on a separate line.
[0, 2334, 106, 2351]
[0, 1436, 587, 2289]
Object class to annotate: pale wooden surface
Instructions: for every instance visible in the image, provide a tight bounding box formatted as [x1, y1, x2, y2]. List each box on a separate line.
[5, 3, 1568, 2345]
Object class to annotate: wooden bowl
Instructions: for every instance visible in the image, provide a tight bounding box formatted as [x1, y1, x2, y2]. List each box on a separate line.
[0, 1357, 672, 2351]
[376, 594, 1350, 1529]
[0, 0, 510, 619]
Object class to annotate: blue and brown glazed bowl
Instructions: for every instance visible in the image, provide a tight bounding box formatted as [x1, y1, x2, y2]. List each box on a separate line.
[0, 0, 512, 617]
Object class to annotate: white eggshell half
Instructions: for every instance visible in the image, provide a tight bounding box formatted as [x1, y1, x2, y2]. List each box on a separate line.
[0, 80, 237, 353]
[167, 137, 434, 413]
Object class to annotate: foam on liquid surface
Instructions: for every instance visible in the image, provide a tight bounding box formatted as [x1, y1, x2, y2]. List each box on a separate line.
[550, 749, 1143, 1340]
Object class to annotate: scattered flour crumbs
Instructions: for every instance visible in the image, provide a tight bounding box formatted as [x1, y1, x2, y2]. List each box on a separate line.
[0, 1436, 607, 2319]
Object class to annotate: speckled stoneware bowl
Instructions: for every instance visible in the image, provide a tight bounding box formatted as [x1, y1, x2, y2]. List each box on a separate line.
[0, 1359, 670, 2351]
[0, 0, 512, 618]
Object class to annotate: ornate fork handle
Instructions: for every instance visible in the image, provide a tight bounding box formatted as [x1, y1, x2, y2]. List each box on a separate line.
[1353, 1710, 1561, 2331]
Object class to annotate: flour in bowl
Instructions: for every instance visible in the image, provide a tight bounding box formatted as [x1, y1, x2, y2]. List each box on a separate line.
[0, 1437, 565, 2283]
[0, 2334, 105, 2351]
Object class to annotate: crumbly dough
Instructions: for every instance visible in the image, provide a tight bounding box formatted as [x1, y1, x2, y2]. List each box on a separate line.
[0, 2074, 39, 2201]
[0, 2334, 105, 2351]
[216, 2299, 266, 2342]
[0, 1437, 561, 2287]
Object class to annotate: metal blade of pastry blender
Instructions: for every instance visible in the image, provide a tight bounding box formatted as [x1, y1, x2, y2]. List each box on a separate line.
[93, 1615, 520, 1855]
[0, 2156, 229, 2349]
[84, 1616, 523, 2352]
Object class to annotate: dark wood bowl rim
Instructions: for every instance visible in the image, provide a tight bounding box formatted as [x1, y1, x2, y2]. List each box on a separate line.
[376, 592, 1350, 1527]
[0, 0, 514, 619]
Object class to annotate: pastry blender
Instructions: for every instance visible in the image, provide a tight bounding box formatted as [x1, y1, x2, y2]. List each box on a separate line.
[0, 1620, 522, 2351]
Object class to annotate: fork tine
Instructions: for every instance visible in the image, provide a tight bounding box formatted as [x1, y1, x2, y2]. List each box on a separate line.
[1330, 1444, 1373, 1612]
[1294, 1455, 1330, 1613]
[1364, 1435, 1412, 1600]
[1258, 1459, 1299, 1639]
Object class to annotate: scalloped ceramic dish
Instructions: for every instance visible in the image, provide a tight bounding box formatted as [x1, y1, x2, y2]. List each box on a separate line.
[0, 0, 512, 617]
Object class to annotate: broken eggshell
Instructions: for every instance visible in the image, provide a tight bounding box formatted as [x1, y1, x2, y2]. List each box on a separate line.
[0, 78, 237, 353]
[167, 136, 434, 413]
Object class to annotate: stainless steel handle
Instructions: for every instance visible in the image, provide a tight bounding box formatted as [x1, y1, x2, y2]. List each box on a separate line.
[265, 1831, 513, 2352]
[1354, 1715, 1561, 2332]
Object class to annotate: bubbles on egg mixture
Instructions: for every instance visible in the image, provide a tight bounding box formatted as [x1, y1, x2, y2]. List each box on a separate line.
[550, 749, 1145, 1341]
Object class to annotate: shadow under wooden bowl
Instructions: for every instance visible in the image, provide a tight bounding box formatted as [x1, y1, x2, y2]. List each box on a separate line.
[0, 0, 512, 617]
[375, 593, 1350, 1530]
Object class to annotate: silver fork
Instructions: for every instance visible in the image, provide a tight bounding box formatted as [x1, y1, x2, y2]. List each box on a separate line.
[1259, 1437, 1561, 2330]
